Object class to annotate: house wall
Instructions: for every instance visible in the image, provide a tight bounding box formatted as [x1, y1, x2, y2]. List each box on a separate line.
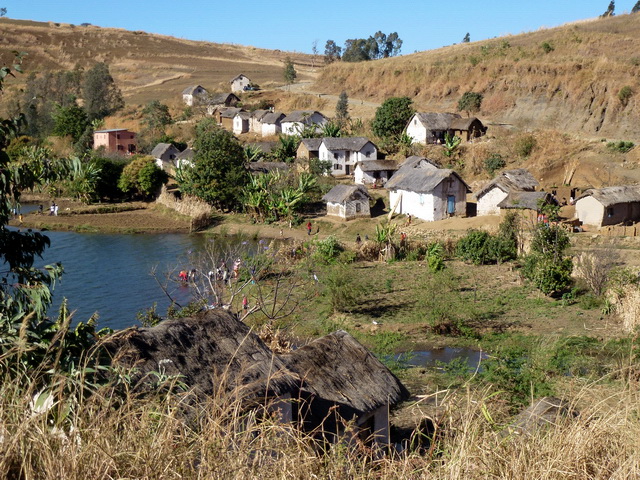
[231, 76, 250, 92]
[355, 405, 390, 447]
[477, 187, 508, 216]
[576, 196, 605, 226]
[297, 144, 317, 159]
[183, 87, 207, 106]
[355, 168, 392, 186]
[326, 199, 370, 220]
[93, 131, 136, 153]
[390, 179, 466, 222]
[233, 116, 249, 134]
[321, 143, 376, 176]
[262, 122, 281, 137]
[281, 121, 301, 135]
[221, 117, 234, 130]
[432, 180, 467, 220]
[577, 197, 640, 227]
[282, 113, 327, 135]
[406, 116, 427, 144]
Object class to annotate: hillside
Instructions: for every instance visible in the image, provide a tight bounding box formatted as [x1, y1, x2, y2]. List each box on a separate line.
[0, 18, 319, 106]
[317, 14, 640, 141]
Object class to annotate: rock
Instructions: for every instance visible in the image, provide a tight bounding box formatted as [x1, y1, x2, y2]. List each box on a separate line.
[508, 396, 577, 435]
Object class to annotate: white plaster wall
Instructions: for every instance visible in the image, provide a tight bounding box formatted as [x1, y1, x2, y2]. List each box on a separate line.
[576, 196, 605, 226]
[281, 122, 299, 135]
[389, 190, 435, 221]
[477, 187, 508, 216]
[183, 94, 194, 106]
[233, 116, 248, 134]
[262, 123, 280, 137]
[406, 116, 427, 144]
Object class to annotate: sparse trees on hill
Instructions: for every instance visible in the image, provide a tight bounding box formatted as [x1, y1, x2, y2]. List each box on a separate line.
[371, 96, 414, 139]
[633, 1, 640, 13]
[325, 32, 402, 63]
[462, 33, 471, 43]
[601, 1, 615, 17]
[142, 100, 172, 134]
[283, 57, 297, 85]
[82, 62, 124, 121]
[335, 91, 349, 125]
[458, 91, 483, 116]
[0, 7, 6, 17]
[324, 40, 342, 63]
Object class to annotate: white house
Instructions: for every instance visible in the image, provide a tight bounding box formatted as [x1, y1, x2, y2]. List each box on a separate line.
[575, 185, 640, 227]
[475, 169, 539, 216]
[233, 111, 252, 134]
[260, 112, 286, 137]
[318, 137, 377, 176]
[250, 110, 269, 134]
[151, 143, 181, 170]
[405, 112, 461, 145]
[182, 85, 208, 106]
[322, 184, 371, 220]
[385, 158, 470, 221]
[354, 160, 398, 186]
[230, 74, 251, 93]
[281, 111, 327, 135]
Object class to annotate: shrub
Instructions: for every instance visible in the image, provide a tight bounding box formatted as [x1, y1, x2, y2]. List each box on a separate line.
[522, 225, 572, 295]
[540, 41, 555, 53]
[484, 153, 506, 176]
[618, 85, 633, 105]
[514, 135, 537, 157]
[606, 141, 635, 153]
[312, 236, 343, 264]
[457, 230, 493, 265]
[322, 265, 366, 313]
[118, 156, 168, 199]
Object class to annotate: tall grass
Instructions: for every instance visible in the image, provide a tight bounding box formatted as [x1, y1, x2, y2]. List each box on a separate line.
[2, 365, 640, 478]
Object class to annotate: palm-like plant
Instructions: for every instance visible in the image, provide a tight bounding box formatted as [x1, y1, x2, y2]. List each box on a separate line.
[443, 133, 462, 157]
[65, 156, 101, 204]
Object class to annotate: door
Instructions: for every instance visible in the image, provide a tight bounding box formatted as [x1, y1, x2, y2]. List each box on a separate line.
[447, 195, 456, 215]
[345, 164, 350, 175]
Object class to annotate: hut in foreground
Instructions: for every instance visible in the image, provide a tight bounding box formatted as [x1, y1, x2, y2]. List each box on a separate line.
[280, 330, 410, 447]
[322, 185, 371, 220]
[575, 185, 640, 227]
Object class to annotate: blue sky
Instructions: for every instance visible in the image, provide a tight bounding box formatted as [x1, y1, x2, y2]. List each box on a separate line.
[3, 1, 635, 54]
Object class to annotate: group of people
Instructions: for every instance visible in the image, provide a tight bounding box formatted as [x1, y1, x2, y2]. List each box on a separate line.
[49, 202, 59, 216]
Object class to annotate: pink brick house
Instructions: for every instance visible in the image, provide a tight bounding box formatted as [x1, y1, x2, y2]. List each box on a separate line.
[93, 129, 137, 154]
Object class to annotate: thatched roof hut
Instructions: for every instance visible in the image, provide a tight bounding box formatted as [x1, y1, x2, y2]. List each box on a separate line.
[476, 168, 539, 216]
[322, 185, 371, 220]
[107, 309, 297, 400]
[281, 331, 409, 416]
[497, 191, 555, 211]
[576, 185, 640, 226]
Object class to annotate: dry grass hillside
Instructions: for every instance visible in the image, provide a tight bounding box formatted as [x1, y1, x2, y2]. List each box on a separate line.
[0, 18, 319, 106]
[318, 14, 640, 141]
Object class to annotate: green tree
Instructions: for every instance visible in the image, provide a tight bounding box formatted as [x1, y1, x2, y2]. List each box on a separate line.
[457, 91, 483, 116]
[335, 91, 349, 125]
[82, 62, 124, 121]
[324, 40, 342, 63]
[462, 33, 471, 43]
[142, 100, 172, 134]
[371, 96, 414, 139]
[52, 104, 88, 142]
[92, 156, 125, 200]
[522, 225, 572, 295]
[179, 125, 248, 211]
[118, 156, 167, 199]
[283, 57, 297, 85]
[633, 1, 640, 13]
[484, 153, 506, 175]
[0, 7, 6, 17]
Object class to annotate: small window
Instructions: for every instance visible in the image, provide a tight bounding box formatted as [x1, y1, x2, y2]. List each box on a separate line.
[355, 203, 361, 213]
[334, 153, 339, 160]
[334, 163, 341, 170]
[607, 207, 614, 218]
[414, 119, 417, 125]
[419, 194, 425, 205]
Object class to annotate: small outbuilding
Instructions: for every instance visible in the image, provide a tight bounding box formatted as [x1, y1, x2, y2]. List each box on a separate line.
[449, 116, 487, 142]
[280, 330, 410, 447]
[297, 138, 323, 159]
[281, 111, 327, 135]
[233, 111, 252, 134]
[476, 168, 539, 216]
[575, 185, 640, 227]
[151, 143, 181, 170]
[230, 74, 251, 93]
[175, 147, 194, 168]
[497, 191, 557, 222]
[386, 158, 470, 221]
[260, 112, 286, 137]
[354, 160, 398, 186]
[322, 184, 371, 220]
[182, 85, 208, 106]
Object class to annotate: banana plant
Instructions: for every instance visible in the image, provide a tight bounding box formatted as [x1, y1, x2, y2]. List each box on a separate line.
[443, 133, 462, 157]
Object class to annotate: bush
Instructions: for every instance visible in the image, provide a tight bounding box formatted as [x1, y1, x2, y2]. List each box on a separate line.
[514, 135, 537, 157]
[522, 225, 572, 296]
[312, 236, 344, 264]
[484, 153, 506, 176]
[540, 41, 555, 53]
[618, 86, 633, 105]
[118, 156, 168, 199]
[322, 265, 366, 313]
[607, 141, 635, 153]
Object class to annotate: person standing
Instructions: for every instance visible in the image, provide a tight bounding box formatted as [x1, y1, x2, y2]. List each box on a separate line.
[242, 295, 248, 311]
[306, 221, 312, 236]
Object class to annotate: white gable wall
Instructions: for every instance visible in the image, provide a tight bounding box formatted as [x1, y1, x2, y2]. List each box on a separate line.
[389, 178, 467, 222]
[233, 116, 249, 134]
[406, 115, 427, 144]
[576, 196, 605, 226]
[477, 187, 508, 216]
[262, 122, 281, 137]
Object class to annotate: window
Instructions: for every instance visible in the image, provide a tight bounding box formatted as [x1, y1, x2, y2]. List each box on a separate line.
[355, 203, 361, 213]
[334, 153, 339, 160]
[334, 164, 341, 170]
[419, 194, 425, 205]
[116, 134, 120, 139]
[607, 207, 614, 218]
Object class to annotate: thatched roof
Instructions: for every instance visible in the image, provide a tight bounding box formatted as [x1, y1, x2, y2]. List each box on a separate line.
[498, 191, 554, 210]
[176, 147, 194, 161]
[413, 112, 461, 130]
[209, 93, 240, 106]
[150, 143, 179, 159]
[300, 138, 322, 151]
[577, 185, 640, 207]
[476, 168, 539, 198]
[106, 309, 297, 400]
[219, 107, 244, 118]
[251, 109, 269, 121]
[280, 331, 410, 416]
[261, 112, 285, 124]
[321, 137, 375, 152]
[282, 110, 325, 123]
[247, 141, 277, 154]
[450, 116, 484, 131]
[400, 156, 439, 169]
[322, 184, 371, 204]
[355, 160, 398, 172]
[182, 85, 206, 95]
[230, 74, 249, 83]
[235, 111, 252, 120]
[247, 161, 290, 174]
[385, 160, 470, 194]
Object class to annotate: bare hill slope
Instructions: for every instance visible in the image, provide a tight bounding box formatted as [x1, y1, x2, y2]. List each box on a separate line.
[317, 14, 640, 140]
[0, 18, 317, 105]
